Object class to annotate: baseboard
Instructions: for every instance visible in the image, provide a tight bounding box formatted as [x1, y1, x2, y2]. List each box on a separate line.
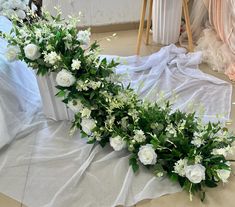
[78, 21, 147, 33]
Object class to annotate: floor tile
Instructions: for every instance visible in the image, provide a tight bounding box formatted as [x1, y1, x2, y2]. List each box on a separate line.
[0, 193, 22, 207]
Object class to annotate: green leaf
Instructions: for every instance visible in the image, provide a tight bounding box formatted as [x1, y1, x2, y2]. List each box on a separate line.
[205, 180, 217, 188]
[129, 156, 139, 173]
[56, 90, 66, 97]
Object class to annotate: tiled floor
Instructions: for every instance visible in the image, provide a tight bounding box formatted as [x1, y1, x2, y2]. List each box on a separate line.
[0, 29, 235, 207]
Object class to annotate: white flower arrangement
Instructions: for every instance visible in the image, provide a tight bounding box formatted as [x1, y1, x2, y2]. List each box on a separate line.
[2, 10, 235, 201]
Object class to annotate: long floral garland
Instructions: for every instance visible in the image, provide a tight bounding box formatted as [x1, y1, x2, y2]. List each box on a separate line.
[1, 10, 235, 201]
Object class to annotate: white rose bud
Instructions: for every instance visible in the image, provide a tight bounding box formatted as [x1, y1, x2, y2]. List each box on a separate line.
[56, 69, 76, 87]
[24, 44, 41, 60]
[138, 144, 157, 165]
[81, 118, 96, 135]
[216, 169, 231, 183]
[110, 136, 126, 151]
[185, 164, 206, 184]
[5, 46, 19, 62]
[67, 99, 83, 113]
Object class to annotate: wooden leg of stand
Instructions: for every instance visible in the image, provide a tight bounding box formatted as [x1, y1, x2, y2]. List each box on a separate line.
[183, 0, 193, 52]
[146, 0, 153, 45]
[136, 0, 147, 55]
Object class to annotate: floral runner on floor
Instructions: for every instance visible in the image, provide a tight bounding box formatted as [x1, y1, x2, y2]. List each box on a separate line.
[0, 8, 234, 206]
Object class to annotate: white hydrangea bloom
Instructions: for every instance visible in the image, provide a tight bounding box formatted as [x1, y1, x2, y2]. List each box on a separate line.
[133, 130, 146, 143]
[173, 158, 188, 176]
[44, 51, 61, 65]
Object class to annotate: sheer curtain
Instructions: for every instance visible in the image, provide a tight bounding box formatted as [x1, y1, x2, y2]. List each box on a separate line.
[181, 0, 235, 80]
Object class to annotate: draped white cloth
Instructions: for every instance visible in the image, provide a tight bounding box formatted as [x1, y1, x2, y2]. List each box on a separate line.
[0, 16, 233, 207]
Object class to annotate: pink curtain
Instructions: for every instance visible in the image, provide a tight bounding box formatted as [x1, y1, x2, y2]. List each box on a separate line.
[208, 0, 235, 80]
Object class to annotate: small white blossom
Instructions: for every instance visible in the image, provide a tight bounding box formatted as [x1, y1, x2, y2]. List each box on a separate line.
[44, 51, 61, 65]
[194, 155, 203, 164]
[138, 144, 157, 165]
[67, 99, 83, 113]
[71, 59, 81, 70]
[133, 130, 146, 143]
[211, 146, 233, 158]
[77, 30, 91, 45]
[216, 169, 231, 183]
[166, 124, 177, 137]
[81, 108, 91, 118]
[110, 136, 126, 151]
[191, 132, 205, 148]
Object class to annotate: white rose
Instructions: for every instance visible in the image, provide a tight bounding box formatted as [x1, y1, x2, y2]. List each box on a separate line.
[71, 59, 81, 70]
[185, 164, 206, 184]
[15, 9, 26, 19]
[2, 1, 11, 9]
[77, 30, 91, 45]
[81, 118, 96, 135]
[24, 44, 41, 60]
[138, 144, 157, 165]
[67, 99, 83, 113]
[110, 136, 126, 151]
[56, 69, 76, 87]
[5, 46, 19, 62]
[216, 169, 231, 183]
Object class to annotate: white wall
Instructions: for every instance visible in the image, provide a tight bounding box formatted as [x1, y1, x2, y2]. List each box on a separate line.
[44, 0, 144, 26]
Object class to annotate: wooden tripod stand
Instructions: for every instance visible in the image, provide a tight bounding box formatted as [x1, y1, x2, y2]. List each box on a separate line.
[136, 0, 193, 55]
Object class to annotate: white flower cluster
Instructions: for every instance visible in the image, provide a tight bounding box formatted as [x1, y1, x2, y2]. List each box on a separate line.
[211, 146, 234, 157]
[191, 132, 206, 148]
[76, 80, 102, 91]
[133, 130, 146, 143]
[0, 0, 28, 19]
[44, 52, 61, 65]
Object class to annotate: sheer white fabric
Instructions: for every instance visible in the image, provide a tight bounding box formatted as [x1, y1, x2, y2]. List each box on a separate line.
[0, 16, 233, 207]
[0, 16, 42, 149]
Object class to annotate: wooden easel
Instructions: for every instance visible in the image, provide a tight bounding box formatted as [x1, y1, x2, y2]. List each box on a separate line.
[136, 0, 193, 55]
